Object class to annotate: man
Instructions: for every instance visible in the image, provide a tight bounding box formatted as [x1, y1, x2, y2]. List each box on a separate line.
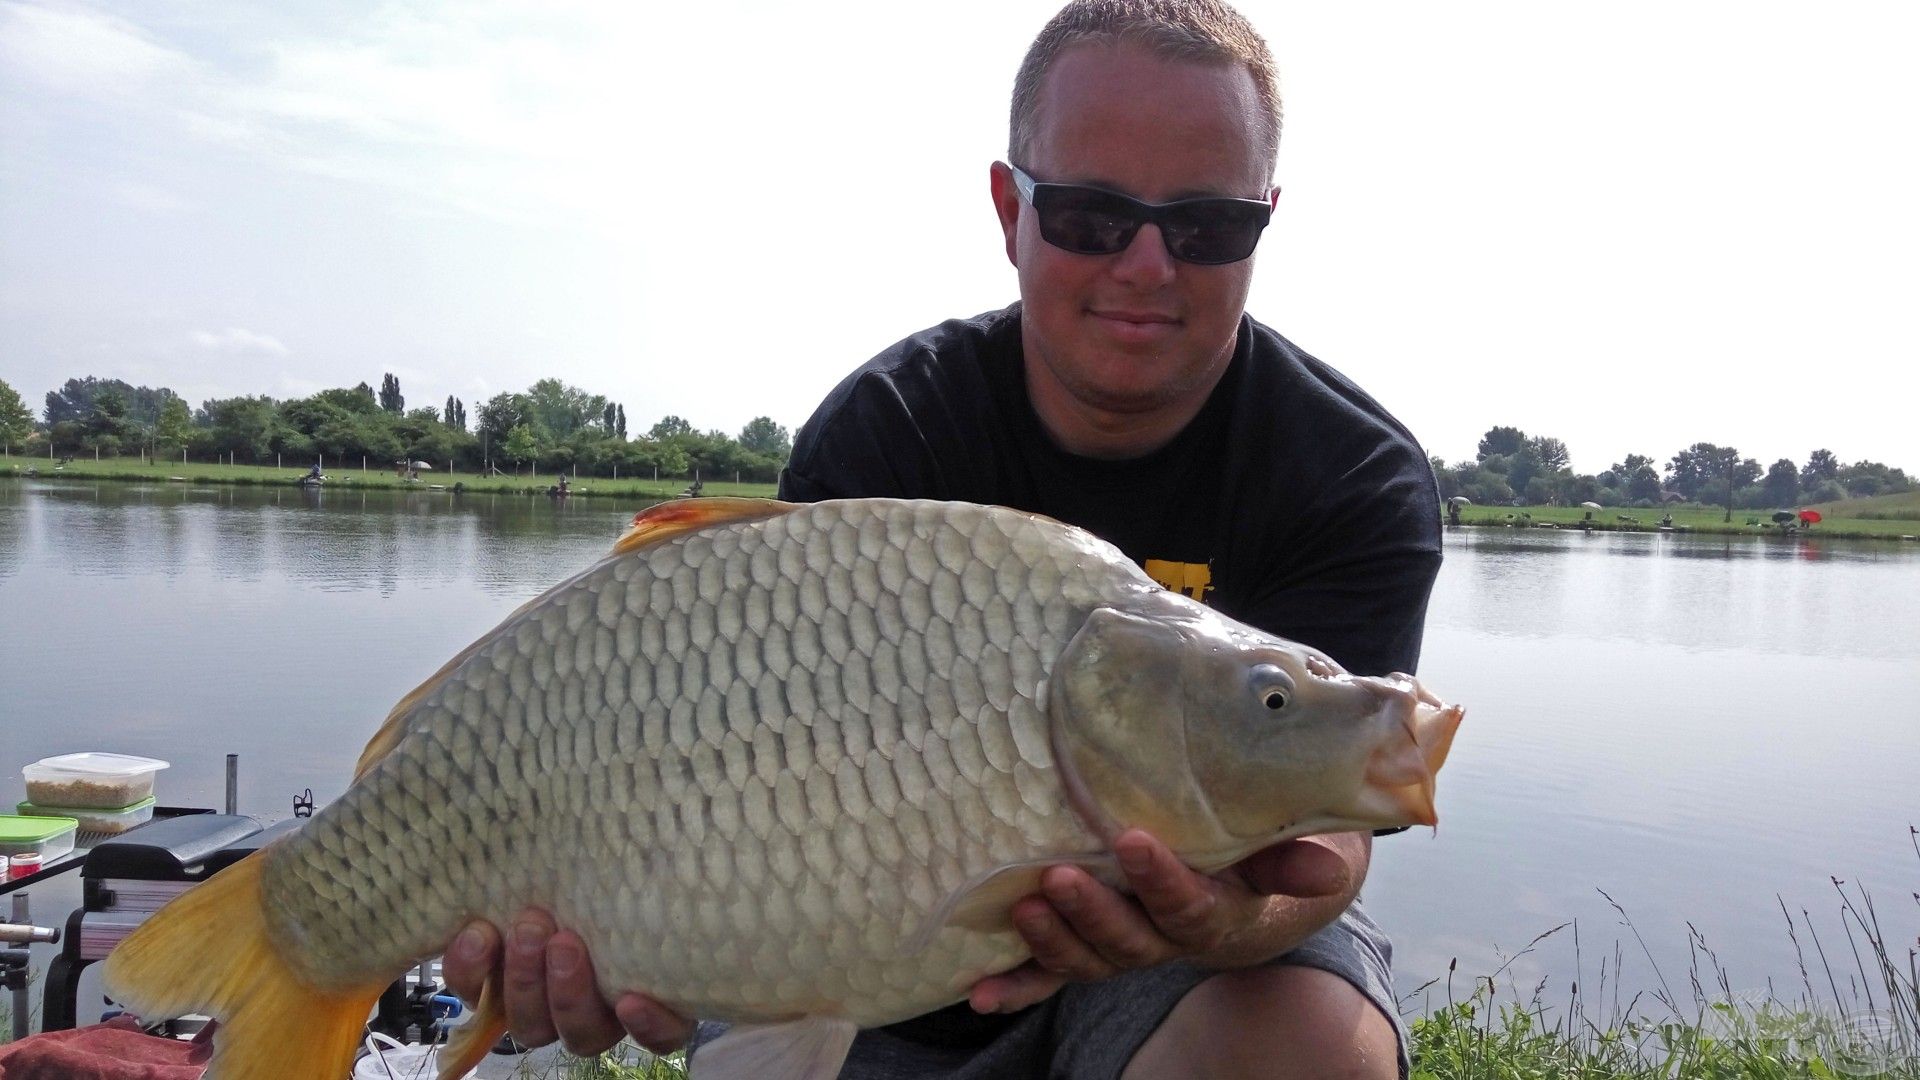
[446, 2, 1440, 1076]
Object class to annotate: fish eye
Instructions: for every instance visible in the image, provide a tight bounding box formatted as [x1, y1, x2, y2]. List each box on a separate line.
[1249, 663, 1295, 711]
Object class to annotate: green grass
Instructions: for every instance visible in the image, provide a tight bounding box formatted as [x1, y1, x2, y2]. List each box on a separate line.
[0, 454, 778, 502]
[1808, 490, 1920, 523]
[1452, 502, 1920, 540]
[1407, 831, 1920, 1078]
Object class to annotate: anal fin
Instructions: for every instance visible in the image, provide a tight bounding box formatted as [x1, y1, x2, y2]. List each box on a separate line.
[436, 972, 507, 1080]
[693, 1015, 858, 1080]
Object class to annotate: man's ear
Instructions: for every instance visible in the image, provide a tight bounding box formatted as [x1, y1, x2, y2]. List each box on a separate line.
[989, 161, 1021, 268]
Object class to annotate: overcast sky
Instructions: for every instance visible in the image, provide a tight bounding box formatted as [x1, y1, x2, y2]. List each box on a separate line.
[2, 0, 1915, 474]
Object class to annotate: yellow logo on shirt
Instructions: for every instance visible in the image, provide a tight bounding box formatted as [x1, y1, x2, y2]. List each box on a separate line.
[1143, 559, 1213, 602]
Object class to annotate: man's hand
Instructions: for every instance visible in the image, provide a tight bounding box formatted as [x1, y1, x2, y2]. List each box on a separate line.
[440, 909, 693, 1057]
[968, 829, 1366, 1015]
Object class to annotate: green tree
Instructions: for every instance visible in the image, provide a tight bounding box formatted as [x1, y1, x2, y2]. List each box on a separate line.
[615, 404, 627, 440]
[1505, 443, 1543, 495]
[476, 393, 532, 449]
[502, 423, 538, 473]
[738, 416, 793, 459]
[379, 373, 404, 414]
[0, 377, 35, 454]
[1761, 459, 1800, 507]
[1525, 436, 1569, 472]
[1607, 454, 1663, 503]
[201, 396, 281, 461]
[526, 378, 606, 439]
[1476, 426, 1526, 461]
[1801, 448, 1840, 488]
[650, 415, 694, 440]
[154, 397, 193, 460]
[1840, 460, 1911, 498]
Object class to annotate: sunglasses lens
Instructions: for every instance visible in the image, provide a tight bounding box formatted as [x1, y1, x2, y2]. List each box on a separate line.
[1032, 187, 1141, 255]
[1028, 179, 1269, 264]
[1161, 202, 1269, 265]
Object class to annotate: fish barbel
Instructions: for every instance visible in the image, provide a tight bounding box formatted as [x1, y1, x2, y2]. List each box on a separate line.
[103, 497, 1462, 1079]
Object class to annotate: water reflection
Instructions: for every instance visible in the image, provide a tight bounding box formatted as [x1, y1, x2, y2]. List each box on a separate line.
[1436, 527, 1920, 660]
[0, 479, 645, 598]
[0, 482, 22, 581]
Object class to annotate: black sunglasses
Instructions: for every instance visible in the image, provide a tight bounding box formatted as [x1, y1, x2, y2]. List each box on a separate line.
[1010, 165, 1274, 266]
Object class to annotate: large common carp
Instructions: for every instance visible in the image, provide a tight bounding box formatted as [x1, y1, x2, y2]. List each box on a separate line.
[104, 497, 1461, 1080]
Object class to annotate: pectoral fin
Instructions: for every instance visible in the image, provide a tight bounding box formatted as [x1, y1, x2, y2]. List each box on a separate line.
[903, 854, 1119, 954]
[693, 1015, 858, 1080]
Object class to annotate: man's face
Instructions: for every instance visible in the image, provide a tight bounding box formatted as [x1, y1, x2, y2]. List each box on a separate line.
[993, 42, 1273, 454]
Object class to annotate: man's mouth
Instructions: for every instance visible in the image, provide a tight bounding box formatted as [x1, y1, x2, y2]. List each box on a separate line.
[1088, 308, 1181, 343]
[1089, 308, 1179, 325]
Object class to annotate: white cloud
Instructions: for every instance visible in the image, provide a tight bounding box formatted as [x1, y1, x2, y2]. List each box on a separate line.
[190, 327, 289, 356]
[0, 1, 197, 100]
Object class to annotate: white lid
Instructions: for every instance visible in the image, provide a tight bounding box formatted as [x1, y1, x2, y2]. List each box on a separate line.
[27, 752, 171, 776]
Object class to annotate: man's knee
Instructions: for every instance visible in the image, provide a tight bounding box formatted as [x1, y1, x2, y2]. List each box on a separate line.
[1122, 965, 1398, 1080]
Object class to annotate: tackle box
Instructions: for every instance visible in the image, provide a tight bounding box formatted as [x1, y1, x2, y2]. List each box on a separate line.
[23, 753, 170, 809]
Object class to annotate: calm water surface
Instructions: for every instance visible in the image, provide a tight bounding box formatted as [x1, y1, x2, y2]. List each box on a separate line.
[2, 479, 1916, 1019]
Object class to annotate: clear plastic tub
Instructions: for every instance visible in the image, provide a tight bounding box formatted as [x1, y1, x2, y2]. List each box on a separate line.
[17, 796, 157, 836]
[0, 814, 78, 862]
[23, 753, 170, 809]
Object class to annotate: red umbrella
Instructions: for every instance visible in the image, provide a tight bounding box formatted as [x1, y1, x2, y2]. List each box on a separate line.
[1799, 509, 1822, 525]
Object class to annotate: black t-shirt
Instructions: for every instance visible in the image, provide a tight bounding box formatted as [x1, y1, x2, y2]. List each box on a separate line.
[780, 303, 1442, 678]
[778, 304, 1443, 1047]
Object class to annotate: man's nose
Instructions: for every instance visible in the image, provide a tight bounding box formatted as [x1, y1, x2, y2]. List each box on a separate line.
[1110, 222, 1177, 286]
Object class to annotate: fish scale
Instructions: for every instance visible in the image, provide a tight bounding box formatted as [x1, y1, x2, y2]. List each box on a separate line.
[259, 500, 1119, 1025]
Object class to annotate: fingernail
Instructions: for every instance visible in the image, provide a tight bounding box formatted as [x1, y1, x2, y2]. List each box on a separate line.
[455, 927, 486, 961]
[548, 938, 580, 976]
[513, 920, 546, 954]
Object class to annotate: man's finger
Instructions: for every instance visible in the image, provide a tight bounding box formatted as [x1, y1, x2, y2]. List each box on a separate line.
[1113, 830, 1226, 949]
[501, 911, 559, 1047]
[1040, 864, 1171, 972]
[968, 961, 1068, 1015]
[1011, 891, 1120, 981]
[544, 930, 626, 1057]
[613, 993, 696, 1055]
[442, 920, 501, 1005]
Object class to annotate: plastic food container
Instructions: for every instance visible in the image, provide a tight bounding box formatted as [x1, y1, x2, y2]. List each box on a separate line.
[0, 814, 78, 863]
[23, 753, 170, 809]
[17, 796, 157, 836]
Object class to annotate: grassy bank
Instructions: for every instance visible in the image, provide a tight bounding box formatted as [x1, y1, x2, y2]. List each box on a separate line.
[0, 455, 778, 502]
[1452, 501, 1920, 541]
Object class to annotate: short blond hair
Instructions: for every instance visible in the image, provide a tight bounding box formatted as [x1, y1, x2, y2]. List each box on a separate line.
[1010, 0, 1282, 181]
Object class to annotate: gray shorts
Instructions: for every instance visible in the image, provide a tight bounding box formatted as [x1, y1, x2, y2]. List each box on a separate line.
[690, 903, 1408, 1079]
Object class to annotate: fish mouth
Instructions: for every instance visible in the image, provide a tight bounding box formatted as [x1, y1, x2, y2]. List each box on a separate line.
[1355, 674, 1464, 828]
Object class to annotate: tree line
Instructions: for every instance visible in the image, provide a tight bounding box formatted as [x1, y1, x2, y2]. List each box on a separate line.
[1433, 425, 1913, 511]
[0, 374, 794, 483]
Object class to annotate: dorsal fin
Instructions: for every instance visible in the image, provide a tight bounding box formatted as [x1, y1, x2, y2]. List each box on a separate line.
[609, 497, 795, 557]
[353, 497, 796, 779]
[352, 602, 536, 778]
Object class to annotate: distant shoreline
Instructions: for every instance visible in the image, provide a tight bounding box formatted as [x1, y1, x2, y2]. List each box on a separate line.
[0, 456, 780, 502]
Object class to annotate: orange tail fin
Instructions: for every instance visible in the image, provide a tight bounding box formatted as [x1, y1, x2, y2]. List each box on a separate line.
[101, 853, 391, 1080]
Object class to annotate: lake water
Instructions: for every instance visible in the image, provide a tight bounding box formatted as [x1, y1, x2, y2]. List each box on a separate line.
[3, 479, 1916, 1028]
